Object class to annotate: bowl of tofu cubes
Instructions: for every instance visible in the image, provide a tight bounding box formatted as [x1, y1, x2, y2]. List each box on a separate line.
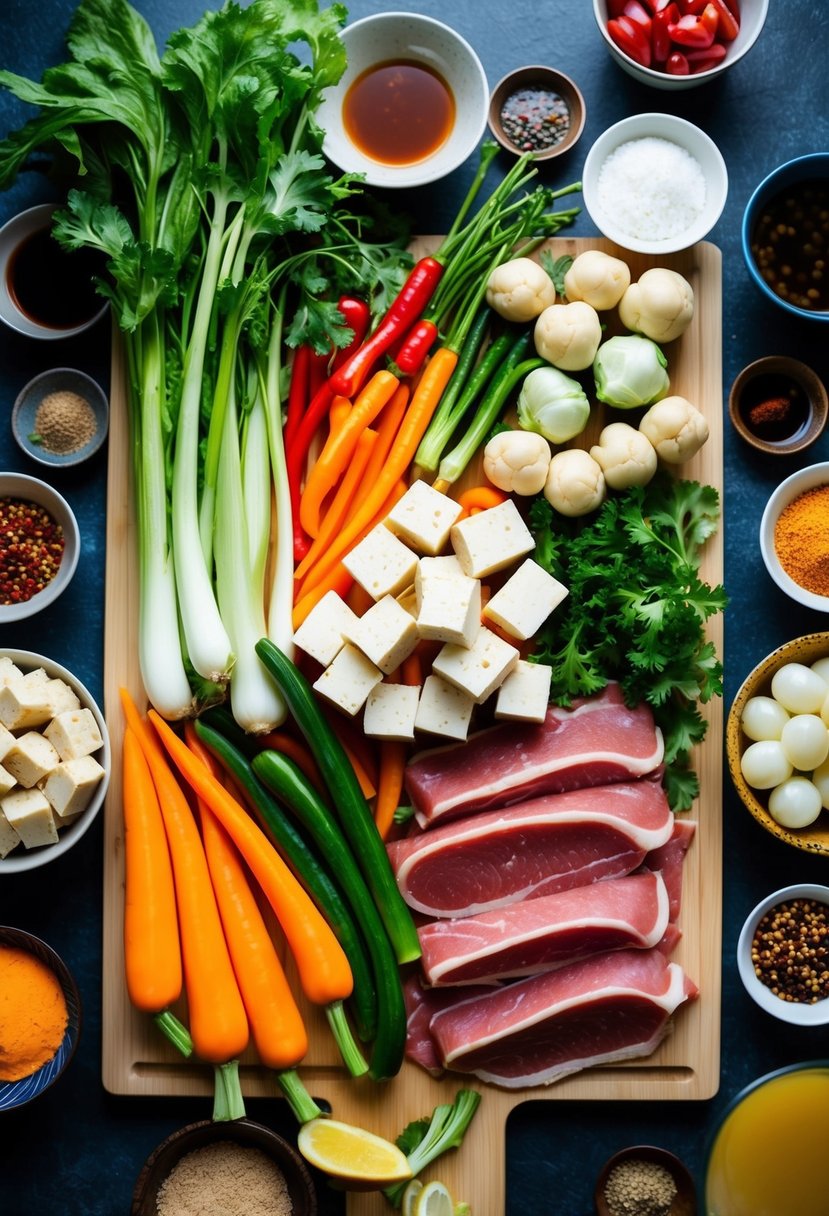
[293, 482, 566, 741]
[0, 650, 110, 872]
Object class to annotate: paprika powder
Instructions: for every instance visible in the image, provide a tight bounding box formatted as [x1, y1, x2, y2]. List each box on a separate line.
[0, 944, 68, 1081]
[774, 484, 829, 598]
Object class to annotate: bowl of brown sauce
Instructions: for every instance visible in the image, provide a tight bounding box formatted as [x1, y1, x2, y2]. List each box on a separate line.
[742, 154, 829, 322]
[0, 204, 108, 340]
[728, 356, 828, 455]
[316, 13, 489, 189]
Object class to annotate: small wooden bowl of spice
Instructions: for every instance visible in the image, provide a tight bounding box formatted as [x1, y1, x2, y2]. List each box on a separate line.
[488, 66, 586, 162]
[12, 367, 108, 468]
[594, 1145, 697, 1216]
[760, 462, 829, 613]
[0, 925, 82, 1112]
[729, 356, 828, 455]
[737, 884, 829, 1025]
[131, 1118, 317, 1216]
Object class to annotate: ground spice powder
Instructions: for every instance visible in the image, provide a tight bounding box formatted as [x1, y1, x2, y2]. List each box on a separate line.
[156, 1140, 292, 1216]
[603, 1158, 677, 1216]
[33, 389, 98, 455]
[774, 484, 829, 597]
[0, 944, 68, 1082]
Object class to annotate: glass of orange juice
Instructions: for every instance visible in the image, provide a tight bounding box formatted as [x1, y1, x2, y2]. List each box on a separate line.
[705, 1061, 829, 1216]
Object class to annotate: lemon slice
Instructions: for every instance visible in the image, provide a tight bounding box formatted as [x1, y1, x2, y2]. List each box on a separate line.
[402, 1179, 425, 1216]
[414, 1180, 455, 1216]
[297, 1117, 413, 1190]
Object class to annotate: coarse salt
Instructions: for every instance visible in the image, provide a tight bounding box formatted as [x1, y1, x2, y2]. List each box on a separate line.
[597, 136, 706, 242]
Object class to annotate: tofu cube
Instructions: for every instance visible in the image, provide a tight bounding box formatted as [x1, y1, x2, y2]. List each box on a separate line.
[4, 732, 60, 788]
[0, 810, 21, 859]
[292, 591, 360, 668]
[45, 677, 82, 717]
[484, 559, 569, 641]
[363, 683, 420, 741]
[384, 480, 463, 555]
[22, 667, 50, 687]
[416, 555, 465, 582]
[0, 681, 54, 730]
[40, 754, 106, 819]
[312, 644, 382, 716]
[450, 498, 535, 579]
[0, 763, 17, 796]
[344, 595, 419, 675]
[415, 674, 476, 741]
[1, 788, 58, 849]
[432, 627, 520, 704]
[415, 564, 481, 648]
[43, 708, 103, 761]
[396, 586, 419, 618]
[342, 524, 419, 600]
[0, 657, 23, 687]
[0, 722, 16, 764]
[495, 659, 553, 723]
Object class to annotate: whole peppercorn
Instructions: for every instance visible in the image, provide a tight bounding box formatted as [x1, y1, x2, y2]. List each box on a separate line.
[0, 497, 65, 605]
[751, 898, 829, 1004]
[603, 1158, 677, 1216]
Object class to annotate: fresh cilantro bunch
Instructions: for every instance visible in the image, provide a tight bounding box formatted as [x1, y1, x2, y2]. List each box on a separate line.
[529, 474, 727, 811]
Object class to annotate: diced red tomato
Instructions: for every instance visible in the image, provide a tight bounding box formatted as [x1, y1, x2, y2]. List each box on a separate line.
[607, 14, 653, 66]
[722, 0, 740, 16]
[652, 3, 679, 60]
[623, 0, 652, 26]
[666, 50, 691, 73]
[607, 0, 629, 16]
[606, 0, 733, 76]
[686, 41, 728, 69]
[668, 5, 717, 47]
[709, 0, 740, 39]
[676, 0, 707, 12]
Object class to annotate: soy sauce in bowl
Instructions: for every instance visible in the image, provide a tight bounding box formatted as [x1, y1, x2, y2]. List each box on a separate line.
[342, 59, 455, 166]
[7, 225, 105, 332]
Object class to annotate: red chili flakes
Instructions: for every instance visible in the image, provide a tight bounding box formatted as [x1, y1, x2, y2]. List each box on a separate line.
[0, 497, 65, 605]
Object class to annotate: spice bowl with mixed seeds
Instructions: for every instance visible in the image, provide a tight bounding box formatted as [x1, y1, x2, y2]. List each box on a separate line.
[12, 367, 109, 468]
[0, 472, 80, 624]
[594, 1144, 696, 1216]
[737, 884, 829, 1026]
[487, 65, 586, 162]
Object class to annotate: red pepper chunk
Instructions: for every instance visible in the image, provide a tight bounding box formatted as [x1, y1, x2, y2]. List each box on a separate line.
[668, 5, 718, 46]
[607, 14, 653, 66]
[623, 0, 652, 28]
[652, 3, 679, 60]
[709, 0, 740, 39]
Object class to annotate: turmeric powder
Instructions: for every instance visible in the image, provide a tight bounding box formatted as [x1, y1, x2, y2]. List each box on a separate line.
[774, 485, 829, 598]
[0, 944, 68, 1081]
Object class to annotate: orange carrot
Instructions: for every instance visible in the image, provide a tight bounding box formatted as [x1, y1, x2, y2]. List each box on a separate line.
[256, 730, 324, 796]
[401, 650, 423, 689]
[185, 724, 309, 1072]
[456, 484, 509, 518]
[293, 428, 377, 582]
[119, 691, 249, 1066]
[122, 726, 182, 1015]
[295, 350, 458, 598]
[357, 382, 410, 498]
[300, 369, 400, 538]
[148, 709, 353, 1008]
[374, 740, 407, 842]
[345, 579, 375, 618]
[327, 393, 352, 432]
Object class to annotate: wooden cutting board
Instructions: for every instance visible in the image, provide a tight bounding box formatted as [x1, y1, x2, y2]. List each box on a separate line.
[102, 238, 723, 1213]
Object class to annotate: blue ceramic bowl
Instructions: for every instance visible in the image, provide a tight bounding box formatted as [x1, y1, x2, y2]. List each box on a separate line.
[742, 153, 829, 323]
[0, 927, 81, 1111]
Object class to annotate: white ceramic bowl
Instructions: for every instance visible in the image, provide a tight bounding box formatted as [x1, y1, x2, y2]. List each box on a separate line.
[581, 113, 728, 255]
[317, 12, 489, 189]
[0, 649, 110, 874]
[760, 462, 829, 612]
[737, 884, 829, 1026]
[0, 472, 80, 623]
[0, 204, 108, 339]
[592, 0, 769, 90]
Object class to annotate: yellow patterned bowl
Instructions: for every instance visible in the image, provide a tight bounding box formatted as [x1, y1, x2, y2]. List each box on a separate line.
[726, 633, 829, 856]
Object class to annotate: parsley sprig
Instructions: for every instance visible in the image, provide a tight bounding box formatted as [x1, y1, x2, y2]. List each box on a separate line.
[528, 475, 727, 811]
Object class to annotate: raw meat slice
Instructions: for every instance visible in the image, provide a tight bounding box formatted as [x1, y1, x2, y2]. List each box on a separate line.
[643, 819, 696, 920]
[418, 872, 670, 985]
[402, 974, 492, 1075]
[405, 683, 665, 827]
[388, 781, 674, 918]
[429, 948, 698, 1089]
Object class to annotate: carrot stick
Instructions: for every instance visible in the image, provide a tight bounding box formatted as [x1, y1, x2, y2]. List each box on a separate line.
[148, 709, 353, 1009]
[357, 382, 410, 498]
[185, 724, 309, 1072]
[122, 727, 183, 1016]
[293, 428, 377, 582]
[119, 691, 249, 1067]
[294, 349, 458, 597]
[300, 369, 400, 539]
[401, 650, 423, 688]
[345, 579, 375, 618]
[456, 484, 509, 518]
[327, 393, 352, 433]
[374, 741, 407, 842]
[256, 730, 325, 796]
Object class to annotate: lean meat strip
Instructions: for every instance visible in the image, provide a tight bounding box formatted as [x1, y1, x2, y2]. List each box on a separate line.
[428, 948, 698, 1089]
[418, 872, 671, 985]
[405, 683, 664, 828]
[643, 819, 696, 920]
[388, 781, 674, 918]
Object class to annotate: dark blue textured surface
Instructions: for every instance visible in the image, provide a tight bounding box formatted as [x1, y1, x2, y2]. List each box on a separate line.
[1, 1, 828, 1213]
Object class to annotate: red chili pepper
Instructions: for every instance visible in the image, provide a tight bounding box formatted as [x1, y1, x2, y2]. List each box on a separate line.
[668, 5, 718, 47]
[393, 319, 440, 377]
[286, 379, 335, 560]
[330, 295, 371, 371]
[607, 14, 653, 66]
[666, 49, 691, 73]
[652, 3, 679, 59]
[328, 257, 444, 398]
[708, 0, 739, 38]
[283, 345, 311, 452]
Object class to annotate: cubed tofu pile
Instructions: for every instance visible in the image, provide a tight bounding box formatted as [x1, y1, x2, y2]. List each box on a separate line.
[293, 483, 568, 742]
[0, 657, 106, 858]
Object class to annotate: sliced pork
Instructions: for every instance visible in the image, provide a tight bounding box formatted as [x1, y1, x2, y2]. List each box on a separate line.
[418, 872, 670, 985]
[643, 819, 696, 920]
[429, 948, 698, 1089]
[405, 683, 665, 827]
[388, 781, 674, 918]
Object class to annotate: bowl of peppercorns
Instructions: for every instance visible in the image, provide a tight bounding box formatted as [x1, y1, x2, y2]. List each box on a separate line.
[737, 884, 829, 1025]
[0, 472, 80, 624]
[487, 66, 586, 162]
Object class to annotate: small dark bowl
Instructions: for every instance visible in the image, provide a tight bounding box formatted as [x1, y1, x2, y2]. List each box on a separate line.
[595, 1145, 697, 1216]
[488, 66, 585, 161]
[0, 926, 82, 1112]
[728, 356, 828, 455]
[742, 153, 829, 323]
[131, 1118, 318, 1216]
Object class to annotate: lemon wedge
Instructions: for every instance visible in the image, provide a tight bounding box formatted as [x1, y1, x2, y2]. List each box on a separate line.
[297, 1117, 413, 1190]
[402, 1179, 425, 1216]
[414, 1180, 455, 1216]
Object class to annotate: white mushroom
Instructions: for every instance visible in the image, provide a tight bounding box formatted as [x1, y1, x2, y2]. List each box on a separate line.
[563, 249, 631, 311]
[543, 448, 607, 517]
[483, 430, 552, 496]
[485, 257, 557, 323]
[618, 267, 695, 343]
[589, 422, 658, 490]
[638, 396, 710, 464]
[534, 300, 602, 371]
